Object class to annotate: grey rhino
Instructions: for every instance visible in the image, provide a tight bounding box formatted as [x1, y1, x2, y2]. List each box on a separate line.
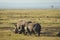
[14, 19, 26, 34]
[14, 20, 41, 36]
[14, 20, 32, 35]
[33, 23, 41, 36]
[25, 21, 41, 36]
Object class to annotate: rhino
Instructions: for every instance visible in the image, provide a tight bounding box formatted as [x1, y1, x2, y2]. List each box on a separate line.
[23, 21, 33, 35]
[25, 22, 41, 36]
[14, 20, 41, 36]
[14, 19, 26, 34]
[33, 23, 41, 36]
[14, 20, 32, 35]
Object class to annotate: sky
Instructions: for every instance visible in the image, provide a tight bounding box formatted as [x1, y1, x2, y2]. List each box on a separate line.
[0, 0, 60, 9]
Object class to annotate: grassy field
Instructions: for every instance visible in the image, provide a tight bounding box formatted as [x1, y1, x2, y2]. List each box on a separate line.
[0, 9, 60, 40]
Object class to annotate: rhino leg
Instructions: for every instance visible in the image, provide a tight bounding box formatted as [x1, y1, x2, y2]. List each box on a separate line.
[15, 27, 18, 34]
[23, 26, 28, 35]
[27, 28, 32, 35]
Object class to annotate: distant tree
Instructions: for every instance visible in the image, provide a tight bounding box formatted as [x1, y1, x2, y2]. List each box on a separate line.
[51, 5, 54, 9]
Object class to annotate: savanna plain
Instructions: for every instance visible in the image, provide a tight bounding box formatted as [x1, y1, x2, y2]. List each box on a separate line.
[0, 9, 60, 40]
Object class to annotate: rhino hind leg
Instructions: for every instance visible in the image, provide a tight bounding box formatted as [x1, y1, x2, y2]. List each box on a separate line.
[37, 32, 40, 36]
[27, 28, 32, 35]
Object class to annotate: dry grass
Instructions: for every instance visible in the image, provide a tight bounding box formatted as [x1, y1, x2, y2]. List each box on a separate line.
[0, 30, 60, 40]
[0, 9, 60, 40]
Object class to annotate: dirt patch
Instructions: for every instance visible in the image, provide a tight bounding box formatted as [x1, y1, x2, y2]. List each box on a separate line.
[0, 27, 14, 30]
